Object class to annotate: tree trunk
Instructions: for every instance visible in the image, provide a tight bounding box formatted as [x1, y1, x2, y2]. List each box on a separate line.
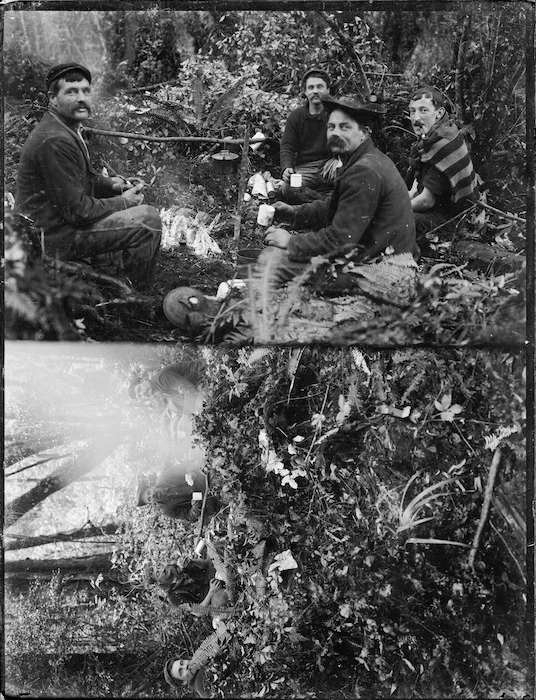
[5, 435, 120, 528]
[5, 438, 66, 469]
[123, 10, 138, 68]
[4, 553, 114, 577]
[455, 12, 472, 123]
[5, 523, 119, 552]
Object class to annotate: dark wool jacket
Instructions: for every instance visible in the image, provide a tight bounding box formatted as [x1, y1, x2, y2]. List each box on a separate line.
[280, 105, 332, 172]
[154, 467, 219, 522]
[15, 110, 129, 238]
[287, 138, 419, 262]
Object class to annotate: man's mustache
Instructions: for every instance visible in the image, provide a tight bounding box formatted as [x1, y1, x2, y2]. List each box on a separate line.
[328, 137, 345, 148]
[74, 103, 91, 111]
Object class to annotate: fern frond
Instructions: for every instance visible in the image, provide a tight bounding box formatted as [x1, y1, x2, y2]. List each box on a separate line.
[483, 425, 518, 451]
[141, 94, 194, 134]
[400, 368, 427, 405]
[205, 76, 251, 129]
[146, 111, 192, 136]
[351, 348, 371, 376]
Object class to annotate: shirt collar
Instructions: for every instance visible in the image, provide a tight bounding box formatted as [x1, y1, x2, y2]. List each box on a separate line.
[48, 107, 90, 162]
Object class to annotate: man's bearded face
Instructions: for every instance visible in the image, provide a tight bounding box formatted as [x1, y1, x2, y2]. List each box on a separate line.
[409, 95, 445, 137]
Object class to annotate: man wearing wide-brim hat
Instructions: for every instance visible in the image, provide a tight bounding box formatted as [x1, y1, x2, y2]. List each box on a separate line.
[15, 62, 162, 291]
[255, 94, 420, 304]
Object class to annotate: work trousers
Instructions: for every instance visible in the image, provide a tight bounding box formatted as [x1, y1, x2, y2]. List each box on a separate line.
[413, 209, 453, 238]
[44, 205, 162, 290]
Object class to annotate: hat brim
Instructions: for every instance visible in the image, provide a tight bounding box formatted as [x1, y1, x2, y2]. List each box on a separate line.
[163, 288, 197, 328]
[322, 94, 387, 118]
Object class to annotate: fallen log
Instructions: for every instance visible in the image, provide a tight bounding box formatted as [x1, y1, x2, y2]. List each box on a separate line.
[452, 240, 525, 272]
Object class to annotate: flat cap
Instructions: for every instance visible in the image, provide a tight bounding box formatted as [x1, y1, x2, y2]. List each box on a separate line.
[46, 63, 92, 90]
[321, 94, 387, 119]
[301, 67, 330, 88]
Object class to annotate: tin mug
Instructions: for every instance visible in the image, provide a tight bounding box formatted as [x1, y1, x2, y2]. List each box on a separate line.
[257, 203, 275, 227]
[290, 173, 302, 188]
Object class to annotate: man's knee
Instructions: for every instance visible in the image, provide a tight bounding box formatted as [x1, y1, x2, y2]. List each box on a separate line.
[129, 204, 162, 230]
[257, 246, 287, 267]
[413, 210, 449, 237]
[413, 212, 435, 237]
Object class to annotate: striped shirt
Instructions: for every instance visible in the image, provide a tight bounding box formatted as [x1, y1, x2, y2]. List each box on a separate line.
[410, 117, 478, 206]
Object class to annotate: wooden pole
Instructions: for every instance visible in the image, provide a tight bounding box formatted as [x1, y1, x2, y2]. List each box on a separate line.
[234, 126, 251, 242]
[468, 448, 502, 569]
[84, 126, 263, 147]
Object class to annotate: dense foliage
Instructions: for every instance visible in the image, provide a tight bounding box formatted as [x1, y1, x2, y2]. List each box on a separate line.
[191, 347, 526, 698]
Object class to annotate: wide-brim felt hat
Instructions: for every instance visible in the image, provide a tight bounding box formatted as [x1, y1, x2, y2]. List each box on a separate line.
[136, 479, 151, 506]
[46, 63, 92, 90]
[163, 287, 214, 331]
[321, 94, 387, 119]
[163, 659, 182, 687]
[193, 668, 211, 698]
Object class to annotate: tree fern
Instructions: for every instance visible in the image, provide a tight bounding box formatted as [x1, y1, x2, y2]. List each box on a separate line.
[205, 76, 251, 130]
[140, 93, 193, 135]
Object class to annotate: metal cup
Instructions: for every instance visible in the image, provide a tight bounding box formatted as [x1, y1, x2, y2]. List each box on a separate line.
[290, 173, 302, 188]
[257, 203, 275, 227]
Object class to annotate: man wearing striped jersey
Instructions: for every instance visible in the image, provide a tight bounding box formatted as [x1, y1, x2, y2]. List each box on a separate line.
[406, 86, 478, 238]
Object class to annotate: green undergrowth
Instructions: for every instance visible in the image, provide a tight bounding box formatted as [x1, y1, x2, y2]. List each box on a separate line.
[188, 347, 527, 698]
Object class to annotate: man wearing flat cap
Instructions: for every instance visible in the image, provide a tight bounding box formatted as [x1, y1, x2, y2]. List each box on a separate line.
[256, 95, 420, 301]
[15, 63, 162, 291]
[279, 67, 341, 203]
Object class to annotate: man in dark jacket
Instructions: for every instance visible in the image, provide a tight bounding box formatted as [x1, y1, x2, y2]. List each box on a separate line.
[136, 456, 220, 523]
[279, 68, 340, 203]
[15, 63, 161, 290]
[257, 95, 419, 298]
[406, 85, 478, 239]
